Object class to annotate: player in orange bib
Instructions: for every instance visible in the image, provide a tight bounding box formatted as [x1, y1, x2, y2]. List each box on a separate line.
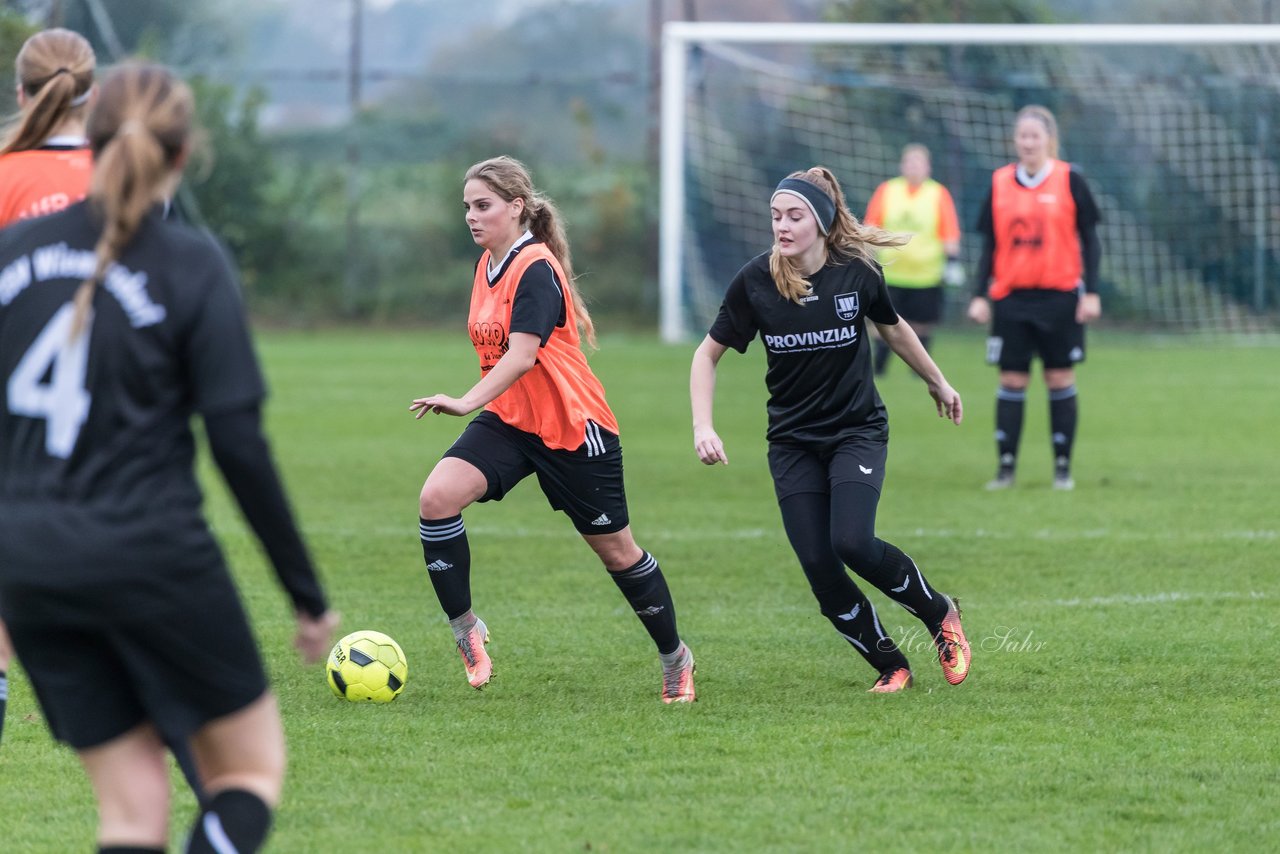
[967, 105, 1102, 491]
[410, 156, 695, 703]
[0, 29, 95, 229]
[0, 27, 96, 756]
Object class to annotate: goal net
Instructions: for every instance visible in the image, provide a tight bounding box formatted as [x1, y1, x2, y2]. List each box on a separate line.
[659, 23, 1280, 342]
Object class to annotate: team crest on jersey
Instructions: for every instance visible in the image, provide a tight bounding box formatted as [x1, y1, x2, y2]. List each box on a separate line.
[834, 291, 860, 321]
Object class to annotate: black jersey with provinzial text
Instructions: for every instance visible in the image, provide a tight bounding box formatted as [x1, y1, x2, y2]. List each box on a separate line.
[709, 252, 899, 444]
[0, 202, 265, 586]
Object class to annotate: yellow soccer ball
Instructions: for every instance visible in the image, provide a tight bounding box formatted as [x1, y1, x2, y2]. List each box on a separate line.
[326, 630, 408, 703]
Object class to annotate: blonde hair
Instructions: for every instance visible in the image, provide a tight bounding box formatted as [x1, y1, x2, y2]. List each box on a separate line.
[464, 155, 597, 349]
[769, 167, 908, 304]
[0, 28, 96, 156]
[70, 63, 193, 340]
[1016, 104, 1060, 159]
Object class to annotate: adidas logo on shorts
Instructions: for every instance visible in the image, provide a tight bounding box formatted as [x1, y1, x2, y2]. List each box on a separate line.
[590, 513, 611, 526]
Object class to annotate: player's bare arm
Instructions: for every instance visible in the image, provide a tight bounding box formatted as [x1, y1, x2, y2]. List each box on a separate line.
[411, 332, 541, 418]
[875, 321, 963, 425]
[690, 335, 730, 465]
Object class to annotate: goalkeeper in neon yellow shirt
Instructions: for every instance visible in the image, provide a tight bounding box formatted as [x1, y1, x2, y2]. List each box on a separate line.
[864, 144, 962, 375]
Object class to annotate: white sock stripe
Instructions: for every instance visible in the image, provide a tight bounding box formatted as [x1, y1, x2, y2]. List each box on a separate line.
[619, 552, 658, 578]
[420, 531, 464, 543]
[836, 630, 869, 653]
[909, 558, 933, 600]
[869, 603, 889, 640]
[202, 811, 239, 854]
[996, 387, 1027, 401]
[419, 519, 465, 540]
[0, 675, 7, 700]
[1049, 385, 1079, 401]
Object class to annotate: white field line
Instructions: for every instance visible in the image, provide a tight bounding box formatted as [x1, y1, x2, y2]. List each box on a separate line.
[475, 589, 1271, 626]
[453, 525, 1277, 543]
[1044, 590, 1269, 608]
[300, 524, 1277, 543]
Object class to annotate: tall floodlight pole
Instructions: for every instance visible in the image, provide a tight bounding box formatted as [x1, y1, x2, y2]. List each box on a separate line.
[344, 0, 363, 314]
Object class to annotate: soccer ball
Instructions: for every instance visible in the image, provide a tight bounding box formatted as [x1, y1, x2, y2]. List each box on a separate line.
[326, 630, 408, 703]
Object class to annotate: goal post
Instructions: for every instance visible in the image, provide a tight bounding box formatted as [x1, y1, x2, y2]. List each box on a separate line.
[659, 23, 1280, 342]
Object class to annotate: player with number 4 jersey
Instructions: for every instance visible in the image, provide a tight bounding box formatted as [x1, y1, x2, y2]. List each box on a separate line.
[0, 63, 337, 854]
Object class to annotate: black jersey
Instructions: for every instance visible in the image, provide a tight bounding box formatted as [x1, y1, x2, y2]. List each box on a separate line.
[709, 252, 899, 445]
[0, 201, 265, 587]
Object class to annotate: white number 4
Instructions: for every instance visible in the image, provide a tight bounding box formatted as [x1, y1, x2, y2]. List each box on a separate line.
[6, 302, 93, 459]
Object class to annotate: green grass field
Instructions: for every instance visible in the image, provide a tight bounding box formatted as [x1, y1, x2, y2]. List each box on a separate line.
[3, 328, 1278, 852]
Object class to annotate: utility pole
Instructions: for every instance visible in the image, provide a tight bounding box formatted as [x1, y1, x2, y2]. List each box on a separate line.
[344, 0, 364, 315]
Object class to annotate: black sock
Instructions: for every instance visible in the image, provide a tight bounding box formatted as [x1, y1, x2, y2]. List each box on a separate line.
[609, 551, 680, 656]
[186, 789, 272, 854]
[995, 385, 1026, 472]
[1049, 385, 1078, 474]
[0, 670, 7, 747]
[873, 339, 891, 375]
[811, 577, 910, 673]
[859, 542, 948, 625]
[420, 515, 471, 620]
[100, 847, 164, 854]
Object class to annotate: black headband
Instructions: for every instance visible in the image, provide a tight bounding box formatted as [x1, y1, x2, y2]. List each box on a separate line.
[772, 177, 836, 234]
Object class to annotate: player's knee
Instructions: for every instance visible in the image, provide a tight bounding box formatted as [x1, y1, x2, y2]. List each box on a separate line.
[831, 530, 878, 571]
[794, 549, 842, 584]
[1044, 368, 1076, 389]
[418, 483, 457, 520]
[588, 536, 642, 572]
[998, 371, 1030, 391]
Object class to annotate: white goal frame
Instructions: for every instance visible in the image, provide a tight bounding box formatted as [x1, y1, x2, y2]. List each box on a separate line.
[658, 22, 1280, 342]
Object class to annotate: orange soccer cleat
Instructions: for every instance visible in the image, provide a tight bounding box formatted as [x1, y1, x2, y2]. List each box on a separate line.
[661, 644, 696, 704]
[868, 667, 914, 693]
[932, 596, 971, 686]
[457, 618, 492, 689]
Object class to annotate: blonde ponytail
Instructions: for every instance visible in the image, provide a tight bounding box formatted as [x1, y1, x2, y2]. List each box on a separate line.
[0, 29, 95, 156]
[70, 64, 193, 341]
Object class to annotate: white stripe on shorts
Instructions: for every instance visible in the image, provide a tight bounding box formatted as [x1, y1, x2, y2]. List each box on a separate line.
[585, 420, 605, 457]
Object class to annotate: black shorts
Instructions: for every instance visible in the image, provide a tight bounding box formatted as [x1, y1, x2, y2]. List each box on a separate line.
[768, 435, 889, 502]
[444, 410, 630, 535]
[986, 289, 1085, 372]
[3, 562, 267, 751]
[886, 284, 944, 325]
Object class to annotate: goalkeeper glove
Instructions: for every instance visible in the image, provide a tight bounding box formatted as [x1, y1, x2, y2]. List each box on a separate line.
[943, 258, 965, 288]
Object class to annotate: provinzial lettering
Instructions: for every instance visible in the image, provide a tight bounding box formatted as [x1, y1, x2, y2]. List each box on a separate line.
[763, 325, 859, 351]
